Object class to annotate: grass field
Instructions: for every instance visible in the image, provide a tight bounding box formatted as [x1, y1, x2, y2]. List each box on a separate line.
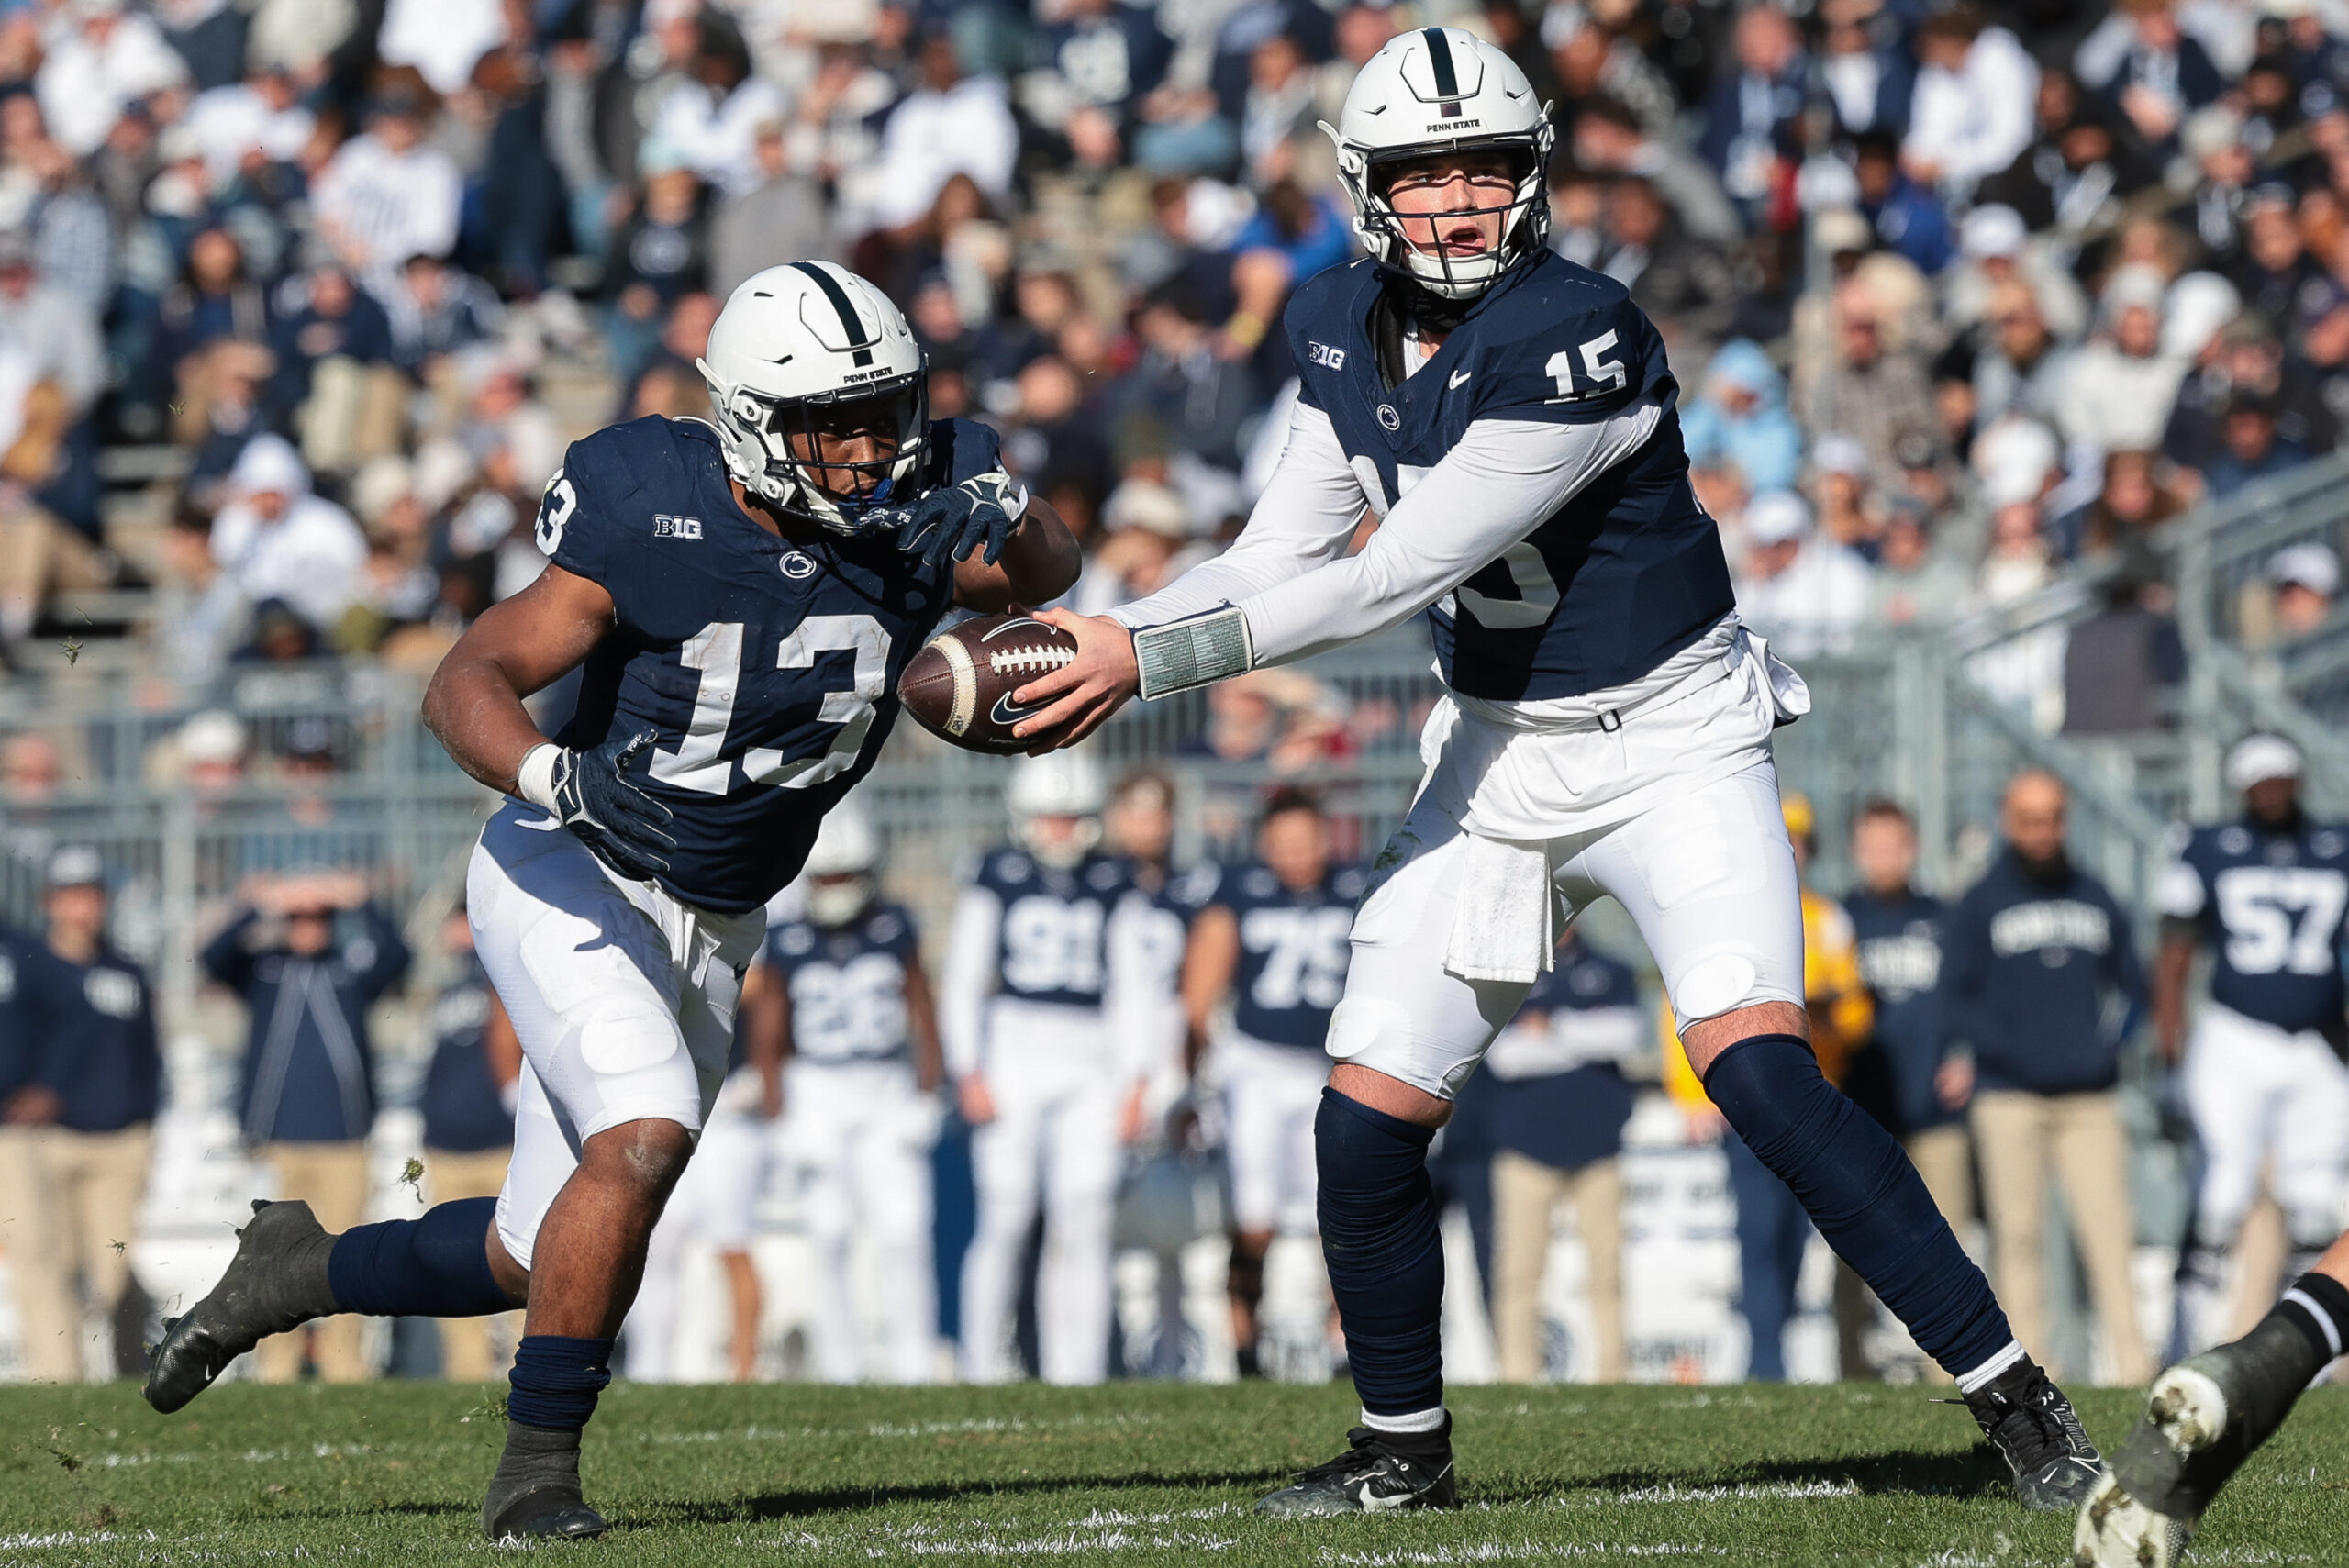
[0, 1382, 2343, 1566]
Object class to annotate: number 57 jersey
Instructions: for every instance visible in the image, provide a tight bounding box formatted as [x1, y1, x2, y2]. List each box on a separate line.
[2159, 817, 2349, 1035]
[538, 414, 988, 915]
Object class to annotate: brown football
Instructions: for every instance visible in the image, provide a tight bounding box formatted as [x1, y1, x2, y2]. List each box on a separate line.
[897, 613, 1082, 754]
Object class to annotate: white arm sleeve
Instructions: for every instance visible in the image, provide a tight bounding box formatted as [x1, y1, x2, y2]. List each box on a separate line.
[1234, 405, 1662, 667]
[1103, 891, 1171, 1084]
[1108, 400, 1366, 630]
[940, 885, 1001, 1080]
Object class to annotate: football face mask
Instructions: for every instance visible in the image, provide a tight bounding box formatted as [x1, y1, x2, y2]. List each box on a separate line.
[726, 368, 930, 536]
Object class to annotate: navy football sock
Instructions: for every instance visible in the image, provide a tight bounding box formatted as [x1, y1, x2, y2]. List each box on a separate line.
[1702, 1034, 2013, 1380]
[507, 1335, 616, 1431]
[1316, 1088, 1445, 1421]
[326, 1197, 514, 1318]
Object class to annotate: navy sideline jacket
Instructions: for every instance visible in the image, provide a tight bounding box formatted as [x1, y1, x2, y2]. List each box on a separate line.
[1939, 850, 2143, 1096]
[202, 905, 412, 1145]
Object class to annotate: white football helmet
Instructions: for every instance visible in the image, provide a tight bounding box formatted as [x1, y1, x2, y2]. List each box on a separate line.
[803, 800, 881, 926]
[1321, 28, 1554, 301]
[696, 261, 929, 536]
[1007, 751, 1106, 868]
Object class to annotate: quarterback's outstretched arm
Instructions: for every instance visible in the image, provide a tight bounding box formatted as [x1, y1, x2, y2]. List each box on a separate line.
[1011, 403, 1660, 745]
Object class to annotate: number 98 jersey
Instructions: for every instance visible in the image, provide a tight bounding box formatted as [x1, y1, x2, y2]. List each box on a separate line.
[539, 414, 996, 914]
[2159, 817, 2349, 1034]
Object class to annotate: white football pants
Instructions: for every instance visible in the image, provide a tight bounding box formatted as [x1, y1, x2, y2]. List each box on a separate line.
[2187, 1002, 2349, 1249]
[1219, 1029, 1329, 1235]
[467, 803, 764, 1271]
[781, 1056, 941, 1384]
[959, 1001, 1127, 1385]
[1332, 762, 1805, 1098]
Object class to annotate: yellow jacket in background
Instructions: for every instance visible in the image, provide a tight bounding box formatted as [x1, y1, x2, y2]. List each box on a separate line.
[1663, 886, 1874, 1107]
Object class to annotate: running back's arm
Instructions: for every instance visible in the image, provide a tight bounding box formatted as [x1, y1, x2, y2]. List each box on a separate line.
[421, 563, 615, 794]
[951, 494, 1083, 612]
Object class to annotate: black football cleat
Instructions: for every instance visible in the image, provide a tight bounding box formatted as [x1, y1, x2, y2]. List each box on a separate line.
[2074, 1315, 2321, 1567]
[1255, 1421, 1459, 1517]
[484, 1490, 611, 1543]
[1962, 1362, 2103, 1511]
[144, 1200, 339, 1414]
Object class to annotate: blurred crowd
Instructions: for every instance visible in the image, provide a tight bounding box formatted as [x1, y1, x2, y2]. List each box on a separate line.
[0, 0, 2331, 743]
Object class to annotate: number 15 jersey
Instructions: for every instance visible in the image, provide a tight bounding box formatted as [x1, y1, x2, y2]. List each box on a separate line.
[540, 414, 996, 914]
[1284, 252, 1733, 702]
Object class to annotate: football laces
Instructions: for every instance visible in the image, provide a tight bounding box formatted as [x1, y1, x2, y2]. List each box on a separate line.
[987, 644, 1077, 676]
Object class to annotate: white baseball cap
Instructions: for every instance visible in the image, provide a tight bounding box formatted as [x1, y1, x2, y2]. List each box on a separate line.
[1961, 205, 2027, 261]
[1745, 490, 1813, 546]
[2226, 733, 2303, 791]
[2268, 540, 2341, 595]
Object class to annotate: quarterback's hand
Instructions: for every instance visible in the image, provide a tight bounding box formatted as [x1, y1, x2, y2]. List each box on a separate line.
[544, 730, 677, 882]
[956, 1073, 997, 1127]
[892, 471, 1022, 571]
[1008, 607, 1140, 750]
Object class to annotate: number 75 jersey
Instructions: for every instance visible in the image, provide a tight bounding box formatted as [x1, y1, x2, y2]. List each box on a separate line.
[536, 414, 985, 915]
[2159, 817, 2349, 1035]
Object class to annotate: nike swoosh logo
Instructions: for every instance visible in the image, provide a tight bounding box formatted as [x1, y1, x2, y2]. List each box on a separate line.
[1448, 368, 1472, 389]
[1353, 1481, 1413, 1512]
[991, 693, 1038, 727]
[514, 814, 562, 832]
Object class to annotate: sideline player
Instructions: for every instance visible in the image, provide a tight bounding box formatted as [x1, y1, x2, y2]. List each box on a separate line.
[1182, 787, 1363, 1376]
[747, 802, 944, 1384]
[142, 262, 1079, 1538]
[2153, 735, 2349, 1347]
[1014, 28, 2094, 1514]
[2076, 1228, 2349, 1565]
[942, 751, 1154, 1385]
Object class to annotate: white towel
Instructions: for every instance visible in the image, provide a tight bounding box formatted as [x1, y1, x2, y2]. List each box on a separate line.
[1444, 833, 1555, 984]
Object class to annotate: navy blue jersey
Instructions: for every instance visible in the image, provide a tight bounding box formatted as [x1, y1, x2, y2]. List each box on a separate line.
[1473, 939, 1640, 1172]
[419, 957, 513, 1153]
[1285, 253, 1734, 701]
[0, 931, 28, 1099]
[973, 849, 1135, 1010]
[7, 939, 160, 1132]
[541, 415, 998, 914]
[1131, 858, 1223, 996]
[2162, 818, 2349, 1034]
[765, 902, 918, 1063]
[1844, 887, 1955, 1135]
[1213, 862, 1366, 1048]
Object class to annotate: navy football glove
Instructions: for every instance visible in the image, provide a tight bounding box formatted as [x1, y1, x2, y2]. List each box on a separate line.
[548, 730, 676, 882]
[891, 470, 1024, 570]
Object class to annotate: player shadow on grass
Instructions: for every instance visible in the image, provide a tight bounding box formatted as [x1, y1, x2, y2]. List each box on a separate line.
[649, 1469, 1296, 1524]
[1554, 1447, 2014, 1504]
[624, 1447, 2013, 1526]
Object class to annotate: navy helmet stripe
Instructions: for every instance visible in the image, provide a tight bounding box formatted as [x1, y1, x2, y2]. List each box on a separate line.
[1422, 27, 1459, 98]
[792, 261, 876, 368]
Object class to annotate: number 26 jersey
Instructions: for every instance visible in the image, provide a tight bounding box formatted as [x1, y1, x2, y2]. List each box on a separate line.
[539, 414, 996, 914]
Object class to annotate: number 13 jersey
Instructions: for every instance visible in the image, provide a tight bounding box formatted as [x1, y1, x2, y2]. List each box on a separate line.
[1286, 252, 1733, 701]
[539, 414, 994, 914]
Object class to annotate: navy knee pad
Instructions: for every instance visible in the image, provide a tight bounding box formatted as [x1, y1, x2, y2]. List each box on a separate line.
[1702, 1034, 2012, 1379]
[328, 1196, 513, 1318]
[1316, 1088, 1444, 1417]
